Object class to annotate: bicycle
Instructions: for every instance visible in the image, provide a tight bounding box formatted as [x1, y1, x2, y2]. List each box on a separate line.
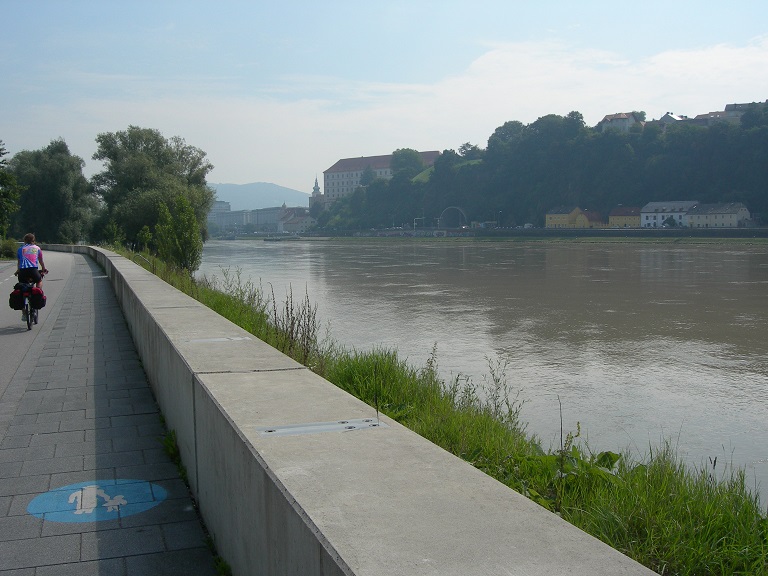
[12, 270, 46, 331]
[19, 282, 38, 330]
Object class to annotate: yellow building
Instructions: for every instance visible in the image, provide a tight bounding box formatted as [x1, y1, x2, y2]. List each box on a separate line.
[608, 206, 641, 228]
[546, 206, 605, 228]
[545, 206, 581, 228]
[574, 210, 605, 229]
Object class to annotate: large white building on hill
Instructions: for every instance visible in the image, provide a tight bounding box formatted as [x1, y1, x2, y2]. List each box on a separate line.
[312, 151, 440, 208]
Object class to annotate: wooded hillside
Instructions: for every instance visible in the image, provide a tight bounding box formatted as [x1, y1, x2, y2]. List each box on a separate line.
[316, 104, 768, 229]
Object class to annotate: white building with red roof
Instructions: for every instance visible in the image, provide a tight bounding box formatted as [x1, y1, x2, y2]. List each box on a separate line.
[314, 151, 440, 207]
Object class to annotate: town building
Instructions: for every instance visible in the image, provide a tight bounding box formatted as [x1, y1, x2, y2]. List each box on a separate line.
[686, 202, 751, 228]
[596, 112, 645, 133]
[278, 207, 316, 234]
[640, 201, 698, 228]
[658, 112, 688, 124]
[207, 204, 311, 234]
[545, 206, 581, 228]
[546, 206, 605, 228]
[690, 109, 743, 126]
[575, 210, 605, 229]
[608, 206, 641, 228]
[209, 200, 231, 219]
[315, 151, 440, 207]
[679, 102, 764, 127]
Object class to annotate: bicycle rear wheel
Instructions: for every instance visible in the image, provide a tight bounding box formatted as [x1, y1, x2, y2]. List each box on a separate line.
[25, 301, 32, 330]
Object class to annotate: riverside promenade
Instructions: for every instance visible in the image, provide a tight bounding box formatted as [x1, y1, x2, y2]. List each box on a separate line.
[0, 251, 217, 575]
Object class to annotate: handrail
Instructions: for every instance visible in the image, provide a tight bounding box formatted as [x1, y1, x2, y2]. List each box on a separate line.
[132, 252, 156, 275]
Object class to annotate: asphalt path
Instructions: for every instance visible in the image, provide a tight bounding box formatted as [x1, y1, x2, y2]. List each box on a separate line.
[0, 251, 73, 400]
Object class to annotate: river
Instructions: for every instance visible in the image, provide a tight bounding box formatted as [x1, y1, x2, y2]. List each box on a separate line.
[198, 238, 768, 497]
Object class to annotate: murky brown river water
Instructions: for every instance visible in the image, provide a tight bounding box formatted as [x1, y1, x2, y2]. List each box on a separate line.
[199, 239, 768, 497]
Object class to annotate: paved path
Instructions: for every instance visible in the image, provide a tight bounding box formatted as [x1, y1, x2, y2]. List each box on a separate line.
[0, 252, 218, 575]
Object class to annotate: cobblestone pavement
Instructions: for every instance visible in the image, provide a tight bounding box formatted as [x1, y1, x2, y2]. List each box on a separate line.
[0, 254, 218, 575]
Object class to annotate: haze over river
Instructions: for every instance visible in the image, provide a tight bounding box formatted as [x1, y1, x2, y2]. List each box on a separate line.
[199, 239, 768, 497]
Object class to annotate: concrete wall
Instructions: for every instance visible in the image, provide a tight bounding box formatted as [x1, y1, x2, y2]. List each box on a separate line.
[46, 245, 656, 576]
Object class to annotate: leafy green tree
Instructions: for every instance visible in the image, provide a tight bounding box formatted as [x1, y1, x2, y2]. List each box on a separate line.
[103, 219, 126, 246]
[740, 102, 768, 130]
[309, 199, 325, 219]
[137, 225, 152, 251]
[92, 126, 215, 244]
[0, 140, 23, 239]
[155, 195, 203, 272]
[458, 142, 483, 160]
[360, 165, 376, 186]
[487, 120, 524, 152]
[9, 139, 96, 243]
[390, 148, 424, 178]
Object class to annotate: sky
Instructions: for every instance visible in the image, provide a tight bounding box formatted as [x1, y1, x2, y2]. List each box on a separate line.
[3, 0, 768, 193]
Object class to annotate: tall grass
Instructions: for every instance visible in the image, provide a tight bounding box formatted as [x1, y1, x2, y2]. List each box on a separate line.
[125, 251, 768, 575]
[560, 443, 768, 575]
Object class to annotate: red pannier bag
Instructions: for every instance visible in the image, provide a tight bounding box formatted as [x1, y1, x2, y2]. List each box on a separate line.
[8, 288, 24, 310]
[30, 287, 46, 309]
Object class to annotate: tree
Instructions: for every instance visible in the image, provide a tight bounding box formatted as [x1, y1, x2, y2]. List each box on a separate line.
[92, 126, 215, 244]
[155, 195, 203, 272]
[360, 165, 376, 186]
[390, 148, 424, 178]
[458, 142, 483, 160]
[0, 140, 23, 239]
[740, 102, 768, 130]
[9, 139, 96, 243]
[103, 219, 126, 246]
[309, 200, 325, 219]
[137, 225, 152, 251]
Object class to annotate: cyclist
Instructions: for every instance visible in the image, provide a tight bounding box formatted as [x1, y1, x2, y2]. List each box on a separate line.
[17, 233, 48, 288]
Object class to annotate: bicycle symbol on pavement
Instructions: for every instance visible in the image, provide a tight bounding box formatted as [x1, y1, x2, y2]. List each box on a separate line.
[68, 484, 128, 514]
[27, 479, 167, 523]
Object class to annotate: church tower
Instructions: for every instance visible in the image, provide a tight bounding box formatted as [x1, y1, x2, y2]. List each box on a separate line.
[309, 176, 323, 210]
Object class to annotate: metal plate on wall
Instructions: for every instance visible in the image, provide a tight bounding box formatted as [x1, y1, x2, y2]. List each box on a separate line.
[256, 418, 388, 437]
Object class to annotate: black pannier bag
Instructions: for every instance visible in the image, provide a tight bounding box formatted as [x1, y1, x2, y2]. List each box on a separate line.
[30, 287, 46, 309]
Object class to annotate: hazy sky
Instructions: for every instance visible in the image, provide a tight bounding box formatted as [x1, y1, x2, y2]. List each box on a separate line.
[4, 1, 768, 192]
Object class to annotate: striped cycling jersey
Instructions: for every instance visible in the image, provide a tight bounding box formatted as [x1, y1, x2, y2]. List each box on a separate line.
[18, 244, 42, 269]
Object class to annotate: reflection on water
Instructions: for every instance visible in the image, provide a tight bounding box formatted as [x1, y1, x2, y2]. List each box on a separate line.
[199, 239, 768, 496]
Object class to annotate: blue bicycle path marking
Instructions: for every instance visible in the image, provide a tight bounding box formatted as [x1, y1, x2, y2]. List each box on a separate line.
[27, 479, 167, 523]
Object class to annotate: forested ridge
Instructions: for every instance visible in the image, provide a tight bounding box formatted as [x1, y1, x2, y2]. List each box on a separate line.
[315, 103, 768, 229]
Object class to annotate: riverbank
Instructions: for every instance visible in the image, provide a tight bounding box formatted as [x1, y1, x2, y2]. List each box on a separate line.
[219, 232, 768, 246]
[126, 248, 768, 575]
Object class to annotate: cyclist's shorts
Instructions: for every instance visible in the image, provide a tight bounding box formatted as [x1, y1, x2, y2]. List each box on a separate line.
[18, 269, 41, 284]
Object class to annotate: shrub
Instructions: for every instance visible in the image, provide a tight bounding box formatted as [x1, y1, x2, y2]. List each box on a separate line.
[0, 238, 18, 258]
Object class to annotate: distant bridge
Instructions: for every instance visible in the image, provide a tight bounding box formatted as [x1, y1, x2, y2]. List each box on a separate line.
[437, 206, 468, 228]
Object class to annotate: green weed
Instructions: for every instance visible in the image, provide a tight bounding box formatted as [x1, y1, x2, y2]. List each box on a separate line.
[162, 429, 188, 485]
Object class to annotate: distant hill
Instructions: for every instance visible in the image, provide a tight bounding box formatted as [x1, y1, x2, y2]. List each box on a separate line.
[210, 182, 310, 210]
